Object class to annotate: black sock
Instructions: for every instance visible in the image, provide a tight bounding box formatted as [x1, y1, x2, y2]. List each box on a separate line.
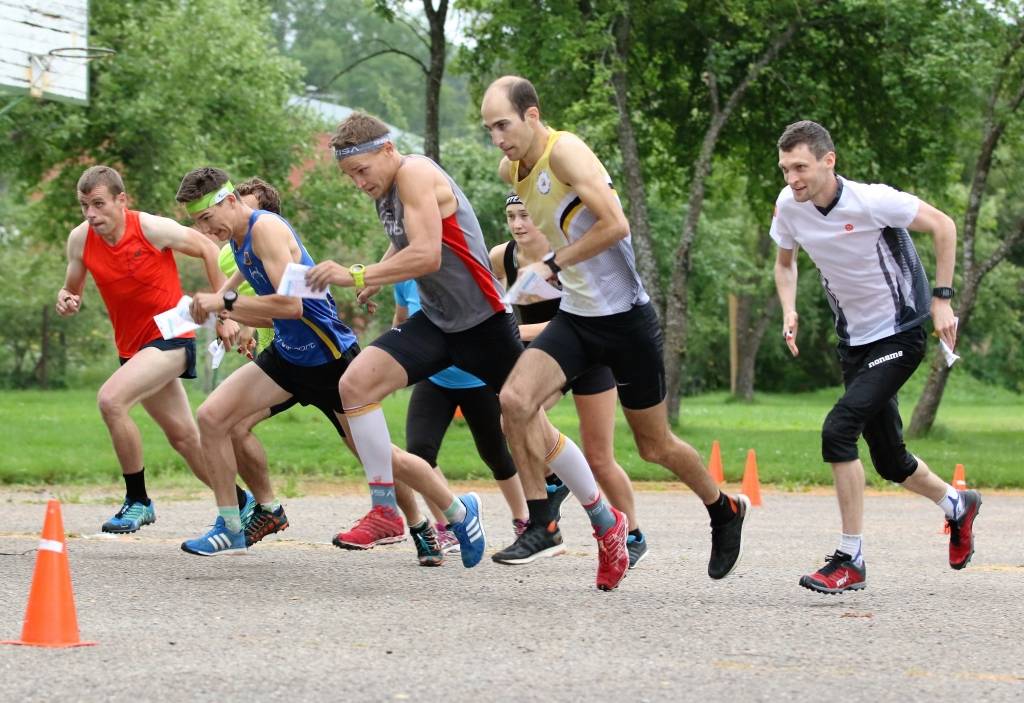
[545, 473, 564, 488]
[124, 469, 149, 504]
[706, 492, 737, 527]
[235, 485, 248, 510]
[629, 528, 644, 541]
[527, 498, 554, 528]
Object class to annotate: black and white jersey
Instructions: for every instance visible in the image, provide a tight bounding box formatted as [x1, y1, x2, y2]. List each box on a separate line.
[770, 176, 931, 346]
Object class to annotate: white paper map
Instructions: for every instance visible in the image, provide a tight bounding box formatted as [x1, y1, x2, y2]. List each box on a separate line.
[501, 270, 563, 305]
[153, 296, 216, 340]
[208, 339, 226, 369]
[939, 316, 961, 368]
[276, 262, 328, 299]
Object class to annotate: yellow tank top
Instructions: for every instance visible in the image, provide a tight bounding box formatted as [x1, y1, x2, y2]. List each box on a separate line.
[511, 130, 648, 316]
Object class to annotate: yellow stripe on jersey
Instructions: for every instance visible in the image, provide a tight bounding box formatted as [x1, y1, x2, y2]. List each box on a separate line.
[301, 317, 342, 360]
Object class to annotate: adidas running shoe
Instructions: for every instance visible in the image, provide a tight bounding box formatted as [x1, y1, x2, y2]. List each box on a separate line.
[181, 516, 247, 556]
[448, 493, 486, 568]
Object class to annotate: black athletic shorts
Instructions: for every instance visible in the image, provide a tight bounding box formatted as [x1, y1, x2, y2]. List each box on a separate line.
[254, 342, 359, 435]
[119, 337, 197, 380]
[529, 302, 665, 410]
[370, 311, 523, 392]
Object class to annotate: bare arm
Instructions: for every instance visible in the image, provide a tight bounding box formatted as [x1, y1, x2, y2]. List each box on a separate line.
[909, 200, 958, 349]
[55, 225, 88, 316]
[488, 242, 509, 281]
[138, 212, 225, 291]
[774, 246, 799, 357]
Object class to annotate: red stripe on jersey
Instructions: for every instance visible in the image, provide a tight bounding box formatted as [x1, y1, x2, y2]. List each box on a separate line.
[440, 213, 504, 313]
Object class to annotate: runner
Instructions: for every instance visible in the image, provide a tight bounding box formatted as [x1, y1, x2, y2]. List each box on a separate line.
[481, 76, 749, 583]
[490, 192, 649, 568]
[770, 120, 981, 593]
[392, 278, 528, 553]
[55, 165, 229, 534]
[308, 110, 630, 589]
[177, 167, 472, 563]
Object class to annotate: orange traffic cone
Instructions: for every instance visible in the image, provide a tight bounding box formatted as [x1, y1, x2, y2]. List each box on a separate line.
[2, 500, 95, 648]
[740, 449, 763, 507]
[454, 405, 464, 421]
[708, 440, 725, 484]
[943, 464, 969, 534]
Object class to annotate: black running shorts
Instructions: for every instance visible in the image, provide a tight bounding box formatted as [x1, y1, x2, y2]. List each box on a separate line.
[119, 337, 197, 380]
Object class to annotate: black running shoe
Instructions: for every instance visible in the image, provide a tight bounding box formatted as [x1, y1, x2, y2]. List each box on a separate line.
[492, 522, 567, 565]
[708, 494, 750, 579]
[410, 521, 444, 567]
[627, 533, 649, 569]
[547, 482, 571, 522]
[244, 505, 289, 547]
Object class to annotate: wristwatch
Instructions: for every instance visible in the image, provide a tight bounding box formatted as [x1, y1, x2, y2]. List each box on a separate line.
[542, 251, 561, 276]
[932, 286, 955, 300]
[223, 289, 238, 311]
[349, 264, 366, 288]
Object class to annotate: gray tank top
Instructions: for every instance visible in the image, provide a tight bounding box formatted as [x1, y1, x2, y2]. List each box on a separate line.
[376, 156, 507, 332]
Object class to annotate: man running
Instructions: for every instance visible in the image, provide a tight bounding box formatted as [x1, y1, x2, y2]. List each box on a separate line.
[308, 110, 630, 589]
[178, 167, 476, 561]
[56, 165, 226, 534]
[490, 192, 649, 569]
[770, 120, 981, 594]
[481, 75, 749, 582]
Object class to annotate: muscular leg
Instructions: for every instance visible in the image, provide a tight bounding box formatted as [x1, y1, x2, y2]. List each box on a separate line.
[139, 378, 209, 487]
[831, 459, 866, 535]
[228, 408, 275, 505]
[575, 389, 638, 529]
[97, 346, 197, 479]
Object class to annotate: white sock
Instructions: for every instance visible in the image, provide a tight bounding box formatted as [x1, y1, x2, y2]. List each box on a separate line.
[545, 434, 600, 506]
[345, 404, 394, 485]
[936, 485, 963, 520]
[839, 533, 863, 565]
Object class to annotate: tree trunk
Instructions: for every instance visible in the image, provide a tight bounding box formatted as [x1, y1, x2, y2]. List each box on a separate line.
[609, 8, 661, 314]
[34, 304, 50, 389]
[423, 0, 448, 163]
[733, 290, 777, 400]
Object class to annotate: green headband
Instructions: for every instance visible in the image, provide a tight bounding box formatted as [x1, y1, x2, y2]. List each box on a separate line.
[185, 182, 234, 215]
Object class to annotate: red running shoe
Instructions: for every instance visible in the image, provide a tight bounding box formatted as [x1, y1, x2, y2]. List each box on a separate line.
[332, 505, 405, 550]
[595, 507, 629, 592]
[799, 551, 867, 594]
[948, 489, 982, 570]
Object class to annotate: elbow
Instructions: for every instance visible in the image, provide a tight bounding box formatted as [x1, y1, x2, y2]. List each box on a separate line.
[418, 250, 442, 275]
[286, 298, 304, 319]
[613, 216, 630, 242]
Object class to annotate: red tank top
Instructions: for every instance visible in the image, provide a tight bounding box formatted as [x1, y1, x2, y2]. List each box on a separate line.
[82, 209, 192, 358]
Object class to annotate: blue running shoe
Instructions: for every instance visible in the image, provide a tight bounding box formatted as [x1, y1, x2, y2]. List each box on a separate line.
[180, 516, 247, 556]
[102, 498, 156, 534]
[448, 492, 486, 568]
[240, 491, 257, 532]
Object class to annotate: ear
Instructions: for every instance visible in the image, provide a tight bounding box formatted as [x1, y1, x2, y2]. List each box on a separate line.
[823, 151, 836, 169]
[525, 105, 541, 123]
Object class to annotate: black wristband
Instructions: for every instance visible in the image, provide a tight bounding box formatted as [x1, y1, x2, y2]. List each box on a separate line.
[932, 286, 955, 300]
[543, 251, 561, 275]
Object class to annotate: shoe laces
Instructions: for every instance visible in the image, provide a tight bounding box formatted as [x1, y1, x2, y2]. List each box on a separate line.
[117, 500, 147, 521]
[413, 526, 441, 554]
[817, 551, 852, 575]
[351, 506, 397, 534]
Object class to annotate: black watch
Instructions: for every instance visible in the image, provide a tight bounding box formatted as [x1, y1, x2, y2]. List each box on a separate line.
[542, 251, 561, 276]
[932, 286, 955, 300]
[223, 289, 238, 311]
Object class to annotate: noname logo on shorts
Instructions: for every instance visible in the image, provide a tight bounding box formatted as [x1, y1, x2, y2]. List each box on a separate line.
[868, 350, 903, 368]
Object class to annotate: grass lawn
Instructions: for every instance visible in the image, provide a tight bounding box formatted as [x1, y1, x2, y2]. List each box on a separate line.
[2, 366, 1021, 488]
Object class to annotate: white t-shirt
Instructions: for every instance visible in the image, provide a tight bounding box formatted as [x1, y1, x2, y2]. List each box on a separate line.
[770, 176, 931, 346]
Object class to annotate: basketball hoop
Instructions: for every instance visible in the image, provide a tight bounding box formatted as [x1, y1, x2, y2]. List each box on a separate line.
[47, 46, 116, 61]
[25, 47, 115, 99]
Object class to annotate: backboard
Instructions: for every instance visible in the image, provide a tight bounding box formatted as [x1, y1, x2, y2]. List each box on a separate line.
[0, 0, 90, 105]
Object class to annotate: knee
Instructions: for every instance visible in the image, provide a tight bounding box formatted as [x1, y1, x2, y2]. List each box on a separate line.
[96, 386, 128, 423]
[635, 433, 672, 466]
[196, 402, 228, 436]
[166, 424, 200, 454]
[821, 407, 858, 462]
[499, 382, 535, 424]
[582, 446, 616, 478]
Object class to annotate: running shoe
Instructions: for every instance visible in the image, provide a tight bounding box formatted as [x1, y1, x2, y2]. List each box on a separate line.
[547, 481, 571, 522]
[240, 490, 256, 532]
[101, 498, 156, 534]
[448, 492, 486, 568]
[708, 493, 750, 579]
[411, 521, 444, 567]
[245, 505, 289, 547]
[595, 507, 629, 591]
[332, 505, 405, 550]
[181, 516, 247, 556]
[435, 523, 460, 554]
[513, 518, 529, 537]
[492, 522, 566, 564]
[799, 551, 867, 594]
[948, 489, 982, 570]
[627, 532, 649, 569]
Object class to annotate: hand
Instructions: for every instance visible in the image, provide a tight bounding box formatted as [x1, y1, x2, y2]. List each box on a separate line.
[216, 318, 240, 348]
[55, 289, 81, 316]
[236, 325, 256, 359]
[190, 292, 223, 321]
[521, 260, 556, 283]
[931, 299, 957, 351]
[356, 284, 382, 314]
[782, 310, 799, 357]
[306, 260, 350, 292]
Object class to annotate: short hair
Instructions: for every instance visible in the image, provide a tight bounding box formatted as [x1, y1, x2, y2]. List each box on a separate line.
[175, 167, 230, 205]
[77, 165, 125, 197]
[330, 111, 390, 152]
[496, 76, 540, 120]
[777, 120, 835, 158]
[236, 177, 281, 215]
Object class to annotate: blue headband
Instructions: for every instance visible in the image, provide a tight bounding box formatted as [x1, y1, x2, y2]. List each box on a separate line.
[334, 135, 391, 160]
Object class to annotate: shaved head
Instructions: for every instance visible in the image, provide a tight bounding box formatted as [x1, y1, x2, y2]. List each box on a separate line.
[484, 75, 540, 119]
